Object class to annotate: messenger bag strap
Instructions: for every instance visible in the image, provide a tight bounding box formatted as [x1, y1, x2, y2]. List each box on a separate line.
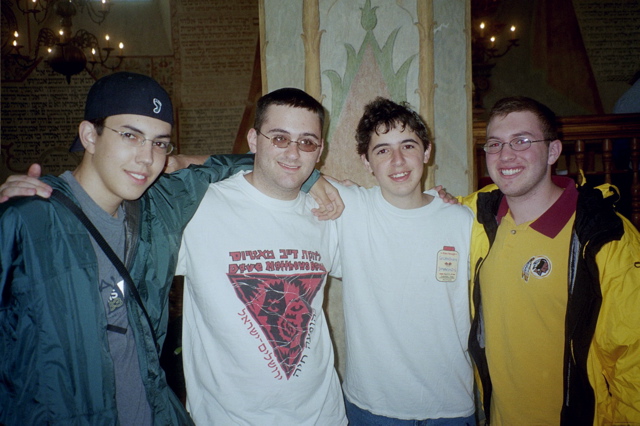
[51, 189, 160, 353]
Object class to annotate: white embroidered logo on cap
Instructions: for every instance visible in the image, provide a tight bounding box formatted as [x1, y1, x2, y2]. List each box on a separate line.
[153, 98, 162, 114]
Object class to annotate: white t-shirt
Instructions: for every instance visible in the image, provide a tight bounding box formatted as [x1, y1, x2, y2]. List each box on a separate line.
[176, 171, 346, 425]
[336, 184, 475, 420]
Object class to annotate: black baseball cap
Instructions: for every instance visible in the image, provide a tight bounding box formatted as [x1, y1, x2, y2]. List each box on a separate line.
[70, 72, 174, 152]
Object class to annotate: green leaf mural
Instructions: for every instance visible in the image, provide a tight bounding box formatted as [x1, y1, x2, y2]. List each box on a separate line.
[323, 0, 416, 137]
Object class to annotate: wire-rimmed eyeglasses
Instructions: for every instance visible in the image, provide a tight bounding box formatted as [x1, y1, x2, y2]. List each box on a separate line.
[257, 130, 321, 152]
[104, 126, 174, 155]
[483, 138, 550, 154]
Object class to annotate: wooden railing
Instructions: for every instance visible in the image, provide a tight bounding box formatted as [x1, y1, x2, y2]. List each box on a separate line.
[473, 113, 640, 229]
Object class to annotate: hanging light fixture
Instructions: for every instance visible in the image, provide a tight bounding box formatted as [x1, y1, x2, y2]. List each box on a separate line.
[5, 0, 125, 83]
[471, 0, 520, 112]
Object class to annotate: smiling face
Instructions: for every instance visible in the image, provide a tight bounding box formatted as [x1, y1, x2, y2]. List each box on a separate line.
[247, 104, 324, 200]
[74, 113, 171, 215]
[485, 110, 562, 202]
[362, 124, 431, 208]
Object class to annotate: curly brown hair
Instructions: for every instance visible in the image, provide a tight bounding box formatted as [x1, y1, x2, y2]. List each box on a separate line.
[355, 97, 431, 159]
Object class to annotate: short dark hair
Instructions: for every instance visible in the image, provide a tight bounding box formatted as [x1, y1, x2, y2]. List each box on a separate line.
[355, 97, 431, 159]
[254, 88, 325, 133]
[88, 117, 107, 135]
[488, 96, 559, 141]
[70, 117, 107, 152]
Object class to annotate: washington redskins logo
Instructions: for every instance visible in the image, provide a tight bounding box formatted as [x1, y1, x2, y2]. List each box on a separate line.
[521, 256, 551, 282]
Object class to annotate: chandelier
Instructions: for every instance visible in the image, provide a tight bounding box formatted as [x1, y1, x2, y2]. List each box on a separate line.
[4, 0, 125, 83]
[471, 0, 520, 112]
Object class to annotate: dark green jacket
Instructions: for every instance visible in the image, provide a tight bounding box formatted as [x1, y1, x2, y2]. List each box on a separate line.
[0, 155, 254, 425]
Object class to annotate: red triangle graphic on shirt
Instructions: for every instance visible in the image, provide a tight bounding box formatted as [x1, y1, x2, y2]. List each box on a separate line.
[227, 272, 326, 379]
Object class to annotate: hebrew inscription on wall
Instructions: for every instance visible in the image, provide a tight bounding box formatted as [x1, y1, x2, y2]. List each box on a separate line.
[573, 0, 640, 82]
[174, 0, 259, 154]
[0, 66, 92, 181]
[178, 105, 246, 155]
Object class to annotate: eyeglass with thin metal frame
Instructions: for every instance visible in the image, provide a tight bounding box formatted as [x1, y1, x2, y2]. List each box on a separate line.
[104, 125, 174, 155]
[483, 137, 551, 154]
[257, 129, 321, 152]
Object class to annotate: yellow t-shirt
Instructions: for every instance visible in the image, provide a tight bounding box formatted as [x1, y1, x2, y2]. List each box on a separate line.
[480, 211, 575, 425]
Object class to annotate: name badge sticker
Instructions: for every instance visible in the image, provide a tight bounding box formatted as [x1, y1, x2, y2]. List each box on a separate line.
[436, 246, 459, 282]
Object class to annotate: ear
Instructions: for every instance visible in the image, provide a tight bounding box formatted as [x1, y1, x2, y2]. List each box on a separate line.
[360, 153, 373, 174]
[247, 128, 258, 154]
[78, 121, 98, 154]
[423, 143, 432, 164]
[315, 139, 325, 163]
[547, 139, 563, 166]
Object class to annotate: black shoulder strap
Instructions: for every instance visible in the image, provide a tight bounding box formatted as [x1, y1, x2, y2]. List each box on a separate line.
[51, 190, 160, 353]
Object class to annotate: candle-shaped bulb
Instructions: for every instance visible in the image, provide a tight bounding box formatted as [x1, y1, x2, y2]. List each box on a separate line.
[105, 34, 110, 48]
[479, 22, 486, 37]
[91, 47, 96, 55]
[490, 36, 496, 47]
[118, 42, 124, 55]
[510, 25, 516, 40]
[13, 40, 17, 47]
[14, 31, 19, 38]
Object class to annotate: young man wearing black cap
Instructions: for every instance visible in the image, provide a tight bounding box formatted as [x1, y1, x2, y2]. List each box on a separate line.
[0, 73, 341, 425]
[0, 72, 259, 425]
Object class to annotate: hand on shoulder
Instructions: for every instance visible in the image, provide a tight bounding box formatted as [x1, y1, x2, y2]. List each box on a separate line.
[0, 164, 52, 203]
